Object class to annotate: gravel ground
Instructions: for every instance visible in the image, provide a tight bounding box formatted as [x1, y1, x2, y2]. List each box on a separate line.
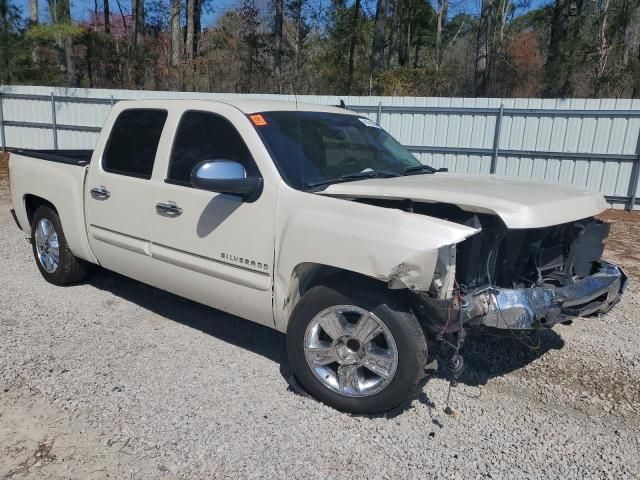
[1, 175, 639, 479]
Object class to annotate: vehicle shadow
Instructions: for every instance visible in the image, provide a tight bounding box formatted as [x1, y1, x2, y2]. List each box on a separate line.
[87, 267, 287, 366]
[86, 268, 566, 416]
[429, 328, 566, 387]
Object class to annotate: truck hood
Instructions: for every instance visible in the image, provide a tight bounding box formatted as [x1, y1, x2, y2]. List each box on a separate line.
[317, 173, 608, 229]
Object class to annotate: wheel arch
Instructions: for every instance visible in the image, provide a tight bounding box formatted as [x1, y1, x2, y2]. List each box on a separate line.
[280, 262, 393, 331]
[24, 194, 58, 227]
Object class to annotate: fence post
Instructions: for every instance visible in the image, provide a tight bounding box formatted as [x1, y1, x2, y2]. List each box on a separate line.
[0, 90, 5, 152]
[627, 130, 640, 211]
[376, 101, 382, 125]
[50, 92, 58, 150]
[490, 104, 504, 174]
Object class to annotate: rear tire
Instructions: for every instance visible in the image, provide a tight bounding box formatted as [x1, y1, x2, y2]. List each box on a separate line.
[31, 206, 88, 286]
[286, 279, 427, 414]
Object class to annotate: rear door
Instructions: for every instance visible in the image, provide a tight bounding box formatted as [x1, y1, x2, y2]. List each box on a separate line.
[149, 107, 279, 327]
[85, 107, 167, 285]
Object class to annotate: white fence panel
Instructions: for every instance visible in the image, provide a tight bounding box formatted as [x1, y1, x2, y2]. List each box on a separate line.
[1, 85, 639, 209]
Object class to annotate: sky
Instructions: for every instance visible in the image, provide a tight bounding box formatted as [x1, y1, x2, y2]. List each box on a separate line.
[10, 0, 551, 29]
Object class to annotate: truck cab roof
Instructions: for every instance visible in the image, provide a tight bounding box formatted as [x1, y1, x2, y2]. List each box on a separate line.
[115, 98, 359, 116]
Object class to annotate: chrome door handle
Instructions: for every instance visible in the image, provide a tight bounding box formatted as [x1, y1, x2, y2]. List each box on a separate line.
[90, 186, 110, 200]
[156, 201, 183, 217]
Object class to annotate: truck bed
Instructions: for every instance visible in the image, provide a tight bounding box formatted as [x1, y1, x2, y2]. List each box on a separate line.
[9, 150, 97, 264]
[8, 149, 93, 166]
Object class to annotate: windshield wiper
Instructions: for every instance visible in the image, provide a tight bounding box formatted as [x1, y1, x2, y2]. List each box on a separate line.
[305, 170, 401, 189]
[403, 164, 437, 175]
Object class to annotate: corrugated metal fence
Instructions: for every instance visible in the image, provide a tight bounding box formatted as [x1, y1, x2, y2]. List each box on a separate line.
[2, 85, 640, 210]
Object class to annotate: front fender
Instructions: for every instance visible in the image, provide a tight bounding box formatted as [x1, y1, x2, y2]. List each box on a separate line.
[273, 184, 479, 331]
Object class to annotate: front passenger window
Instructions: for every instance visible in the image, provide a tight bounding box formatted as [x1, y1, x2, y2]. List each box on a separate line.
[167, 111, 258, 186]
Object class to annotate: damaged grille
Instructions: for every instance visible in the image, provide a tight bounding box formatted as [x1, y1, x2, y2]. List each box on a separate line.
[456, 216, 610, 291]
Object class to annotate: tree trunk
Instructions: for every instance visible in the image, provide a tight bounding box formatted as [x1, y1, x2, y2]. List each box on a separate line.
[346, 0, 361, 94]
[273, 0, 283, 85]
[1, 0, 10, 84]
[183, 0, 196, 91]
[186, 0, 195, 60]
[131, 0, 144, 47]
[398, 7, 409, 67]
[193, 0, 200, 55]
[435, 0, 447, 70]
[474, 0, 492, 96]
[63, 35, 76, 86]
[103, 0, 110, 33]
[28, 0, 39, 66]
[387, 0, 400, 68]
[29, 0, 38, 23]
[48, 0, 77, 86]
[171, 0, 180, 67]
[292, 0, 303, 71]
[371, 0, 389, 74]
[595, 0, 610, 94]
[543, 0, 570, 96]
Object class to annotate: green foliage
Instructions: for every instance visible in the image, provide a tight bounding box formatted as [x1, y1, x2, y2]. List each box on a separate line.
[2, 0, 639, 97]
[26, 22, 84, 41]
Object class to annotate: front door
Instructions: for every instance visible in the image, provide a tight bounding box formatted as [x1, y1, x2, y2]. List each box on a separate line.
[85, 107, 167, 285]
[150, 108, 278, 327]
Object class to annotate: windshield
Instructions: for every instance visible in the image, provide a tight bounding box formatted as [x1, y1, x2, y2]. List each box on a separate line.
[251, 111, 432, 190]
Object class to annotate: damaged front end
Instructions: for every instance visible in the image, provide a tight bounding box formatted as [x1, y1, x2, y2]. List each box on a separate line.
[412, 215, 628, 334]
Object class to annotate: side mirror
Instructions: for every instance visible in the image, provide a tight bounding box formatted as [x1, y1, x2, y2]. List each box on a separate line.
[437, 167, 448, 172]
[191, 160, 262, 200]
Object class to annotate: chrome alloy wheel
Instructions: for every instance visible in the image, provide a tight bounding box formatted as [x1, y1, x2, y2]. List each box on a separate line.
[304, 305, 398, 397]
[35, 218, 59, 273]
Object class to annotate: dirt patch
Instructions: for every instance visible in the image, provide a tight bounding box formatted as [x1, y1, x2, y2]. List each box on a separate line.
[0, 151, 10, 205]
[599, 209, 640, 278]
[0, 387, 163, 479]
[0, 151, 8, 173]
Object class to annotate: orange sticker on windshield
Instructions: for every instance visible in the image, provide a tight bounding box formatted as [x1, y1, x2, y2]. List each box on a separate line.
[249, 114, 268, 126]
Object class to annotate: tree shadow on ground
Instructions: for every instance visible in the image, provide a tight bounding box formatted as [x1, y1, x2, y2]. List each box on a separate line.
[87, 267, 566, 417]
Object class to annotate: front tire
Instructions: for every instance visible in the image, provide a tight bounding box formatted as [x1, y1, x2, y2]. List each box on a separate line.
[31, 206, 88, 286]
[286, 280, 427, 414]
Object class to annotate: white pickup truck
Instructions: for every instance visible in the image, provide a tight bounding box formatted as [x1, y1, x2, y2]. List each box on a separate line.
[8, 99, 627, 413]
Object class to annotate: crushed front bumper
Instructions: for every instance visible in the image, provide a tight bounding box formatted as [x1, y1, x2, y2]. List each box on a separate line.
[464, 261, 628, 330]
[413, 261, 628, 333]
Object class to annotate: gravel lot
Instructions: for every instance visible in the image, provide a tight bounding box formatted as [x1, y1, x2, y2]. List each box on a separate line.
[1, 169, 639, 479]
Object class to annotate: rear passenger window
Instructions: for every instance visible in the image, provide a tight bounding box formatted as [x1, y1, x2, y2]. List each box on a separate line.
[103, 109, 167, 179]
[167, 111, 257, 185]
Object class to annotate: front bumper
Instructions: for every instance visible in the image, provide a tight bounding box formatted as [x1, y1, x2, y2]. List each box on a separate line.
[464, 261, 628, 330]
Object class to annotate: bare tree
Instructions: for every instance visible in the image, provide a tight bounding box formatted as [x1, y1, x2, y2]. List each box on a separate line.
[104, 0, 110, 33]
[131, 0, 144, 47]
[594, 0, 610, 93]
[186, 0, 195, 60]
[371, 0, 389, 74]
[435, 0, 447, 70]
[291, 0, 303, 71]
[193, 0, 200, 54]
[475, 0, 492, 95]
[171, 0, 180, 67]
[28, 0, 39, 65]
[274, 0, 283, 84]
[347, 0, 361, 93]
[29, 0, 38, 24]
